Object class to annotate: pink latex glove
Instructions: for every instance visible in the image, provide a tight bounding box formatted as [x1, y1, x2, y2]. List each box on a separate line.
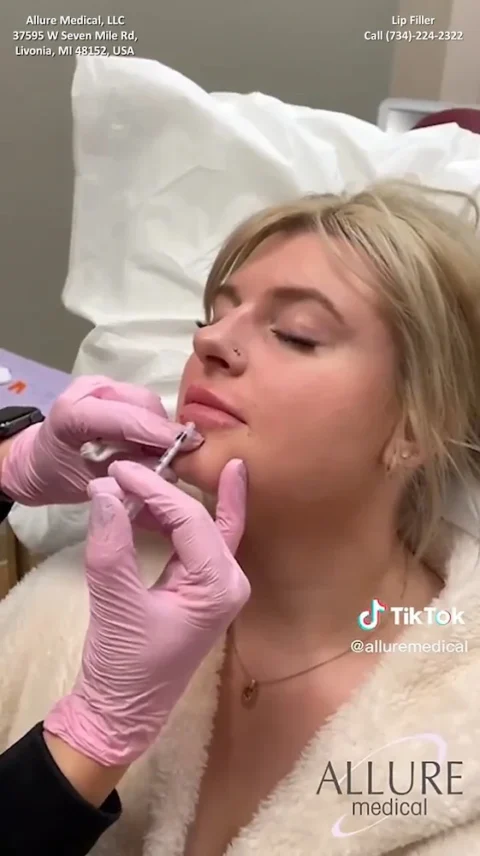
[0, 376, 203, 505]
[44, 458, 250, 766]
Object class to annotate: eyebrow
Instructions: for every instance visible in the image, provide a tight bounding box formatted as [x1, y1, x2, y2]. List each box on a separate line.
[215, 282, 348, 327]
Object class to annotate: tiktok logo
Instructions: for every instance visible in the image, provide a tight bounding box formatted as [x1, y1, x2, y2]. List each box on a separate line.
[357, 598, 387, 631]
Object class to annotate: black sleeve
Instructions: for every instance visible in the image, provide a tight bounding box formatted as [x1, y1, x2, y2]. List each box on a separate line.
[1, 722, 121, 856]
[0, 499, 13, 525]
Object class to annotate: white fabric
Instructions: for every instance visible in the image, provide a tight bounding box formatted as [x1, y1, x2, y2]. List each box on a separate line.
[9, 502, 89, 555]
[9, 56, 480, 554]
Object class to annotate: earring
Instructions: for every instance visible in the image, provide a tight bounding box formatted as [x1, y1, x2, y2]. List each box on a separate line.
[385, 448, 409, 475]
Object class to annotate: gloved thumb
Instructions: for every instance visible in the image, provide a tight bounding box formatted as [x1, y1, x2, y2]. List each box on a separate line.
[214, 459, 248, 555]
[85, 477, 142, 600]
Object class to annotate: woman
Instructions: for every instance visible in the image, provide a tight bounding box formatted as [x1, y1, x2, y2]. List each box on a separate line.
[2, 179, 480, 855]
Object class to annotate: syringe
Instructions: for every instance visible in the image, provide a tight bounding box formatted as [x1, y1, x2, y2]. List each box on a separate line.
[123, 421, 197, 520]
[81, 422, 198, 520]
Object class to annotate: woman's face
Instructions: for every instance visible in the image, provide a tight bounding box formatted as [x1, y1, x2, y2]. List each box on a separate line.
[174, 231, 400, 512]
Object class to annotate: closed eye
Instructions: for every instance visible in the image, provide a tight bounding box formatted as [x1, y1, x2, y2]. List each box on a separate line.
[273, 330, 318, 351]
[195, 321, 318, 351]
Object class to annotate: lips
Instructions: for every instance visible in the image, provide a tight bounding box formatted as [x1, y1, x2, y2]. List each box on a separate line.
[183, 385, 245, 422]
[180, 385, 246, 429]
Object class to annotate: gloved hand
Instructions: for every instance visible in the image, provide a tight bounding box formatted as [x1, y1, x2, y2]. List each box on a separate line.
[44, 458, 250, 766]
[0, 376, 203, 505]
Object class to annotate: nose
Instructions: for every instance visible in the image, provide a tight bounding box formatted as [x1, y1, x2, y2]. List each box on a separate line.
[193, 316, 247, 375]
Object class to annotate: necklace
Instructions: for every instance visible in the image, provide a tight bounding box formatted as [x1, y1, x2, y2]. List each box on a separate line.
[231, 556, 410, 708]
[231, 631, 356, 707]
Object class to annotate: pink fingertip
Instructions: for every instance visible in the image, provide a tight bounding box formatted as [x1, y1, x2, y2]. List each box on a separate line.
[232, 459, 248, 484]
[88, 476, 124, 501]
[89, 493, 119, 529]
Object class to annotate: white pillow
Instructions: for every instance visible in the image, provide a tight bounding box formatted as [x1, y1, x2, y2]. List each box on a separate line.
[10, 56, 480, 554]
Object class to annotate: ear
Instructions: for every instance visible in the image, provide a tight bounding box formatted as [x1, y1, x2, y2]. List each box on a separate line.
[400, 410, 424, 468]
[382, 413, 423, 473]
[397, 441, 423, 469]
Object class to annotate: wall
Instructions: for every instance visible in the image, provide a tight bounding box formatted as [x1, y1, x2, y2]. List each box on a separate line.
[0, 0, 399, 371]
[389, 0, 480, 102]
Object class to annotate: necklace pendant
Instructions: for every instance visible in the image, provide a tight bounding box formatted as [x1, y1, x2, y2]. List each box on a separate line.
[241, 679, 259, 707]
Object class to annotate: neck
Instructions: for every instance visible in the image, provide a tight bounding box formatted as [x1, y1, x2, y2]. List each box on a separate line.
[234, 493, 411, 658]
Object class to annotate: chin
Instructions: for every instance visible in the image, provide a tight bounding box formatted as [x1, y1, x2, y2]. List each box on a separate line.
[172, 438, 237, 495]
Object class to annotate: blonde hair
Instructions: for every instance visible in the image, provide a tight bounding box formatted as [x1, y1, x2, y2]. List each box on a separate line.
[203, 180, 480, 560]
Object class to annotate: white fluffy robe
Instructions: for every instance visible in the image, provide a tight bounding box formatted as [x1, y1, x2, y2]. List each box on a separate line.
[1, 522, 480, 856]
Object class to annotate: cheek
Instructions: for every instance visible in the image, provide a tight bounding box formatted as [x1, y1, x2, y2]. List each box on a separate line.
[255, 356, 394, 438]
[305, 370, 394, 435]
[250, 355, 397, 475]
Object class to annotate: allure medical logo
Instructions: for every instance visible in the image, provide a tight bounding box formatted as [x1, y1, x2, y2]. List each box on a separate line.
[315, 733, 463, 838]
